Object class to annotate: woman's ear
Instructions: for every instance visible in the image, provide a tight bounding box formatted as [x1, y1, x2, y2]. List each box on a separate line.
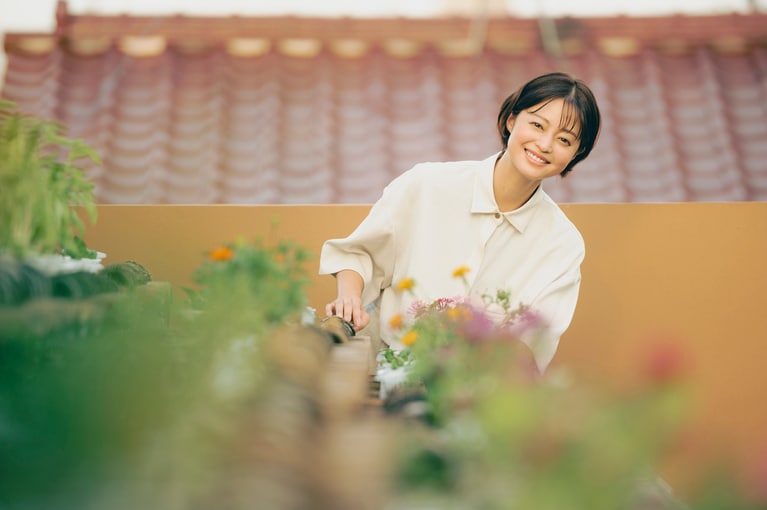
[506, 115, 516, 131]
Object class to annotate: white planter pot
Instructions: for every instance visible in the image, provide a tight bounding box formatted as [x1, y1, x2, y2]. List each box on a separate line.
[24, 252, 107, 276]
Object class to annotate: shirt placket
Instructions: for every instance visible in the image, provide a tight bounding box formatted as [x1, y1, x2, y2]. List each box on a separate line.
[465, 212, 503, 290]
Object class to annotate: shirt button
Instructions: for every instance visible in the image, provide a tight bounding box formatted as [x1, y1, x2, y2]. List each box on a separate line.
[494, 213, 501, 219]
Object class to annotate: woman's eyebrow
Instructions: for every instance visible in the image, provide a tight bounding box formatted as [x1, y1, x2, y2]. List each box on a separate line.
[528, 110, 578, 136]
[527, 110, 549, 124]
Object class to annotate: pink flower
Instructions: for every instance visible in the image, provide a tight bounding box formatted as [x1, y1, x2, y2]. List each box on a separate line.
[741, 446, 767, 504]
[642, 341, 687, 385]
[433, 297, 455, 310]
[408, 300, 427, 317]
[458, 306, 496, 342]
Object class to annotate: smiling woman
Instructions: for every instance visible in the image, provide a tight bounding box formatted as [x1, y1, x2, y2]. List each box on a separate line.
[320, 72, 601, 373]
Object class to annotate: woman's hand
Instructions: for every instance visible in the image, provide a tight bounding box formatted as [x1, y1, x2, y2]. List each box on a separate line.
[325, 295, 369, 331]
[325, 269, 370, 331]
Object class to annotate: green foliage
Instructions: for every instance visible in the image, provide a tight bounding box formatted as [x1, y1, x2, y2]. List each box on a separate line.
[0, 235, 316, 509]
[189, 237, 311, 333]
[381, 346, 414, 370]
[2, 235, 764, 510]
[0, 293, 186, 506]
[0, 100, 99, 259]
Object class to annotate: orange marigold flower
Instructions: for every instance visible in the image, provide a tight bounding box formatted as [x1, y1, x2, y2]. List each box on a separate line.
[389, 313, 404, 330]
[209, 246, 234, 261]
[401, 330, 418, 347]
[452, 265, 471, 278]
[395, 277, 415, 292]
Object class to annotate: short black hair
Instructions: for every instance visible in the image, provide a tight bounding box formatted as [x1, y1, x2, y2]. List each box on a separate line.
[497, 72, 601, 177]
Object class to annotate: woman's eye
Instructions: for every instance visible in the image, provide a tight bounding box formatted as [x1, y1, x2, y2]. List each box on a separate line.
[559, 137, 572, 146]
[531, 122, 543, 129]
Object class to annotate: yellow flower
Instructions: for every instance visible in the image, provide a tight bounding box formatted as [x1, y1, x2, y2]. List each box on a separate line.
[209, 246, 234, 261]
[452, 265, 471, 278]
[396, 277, 415, 292]
[401, 330, 418, 347]
[389, 313, 404, 330]
[446, 306, 472, 322]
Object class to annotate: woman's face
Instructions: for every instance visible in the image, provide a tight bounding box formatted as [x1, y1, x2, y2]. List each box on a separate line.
[505, 98, 581, 182]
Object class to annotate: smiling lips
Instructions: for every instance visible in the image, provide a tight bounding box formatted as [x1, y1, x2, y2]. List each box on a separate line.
[525, 148, 550, 165]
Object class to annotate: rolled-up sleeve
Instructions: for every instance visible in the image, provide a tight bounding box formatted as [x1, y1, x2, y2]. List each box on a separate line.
[524, 266, 582, 371]
[319, 178, 405, 306]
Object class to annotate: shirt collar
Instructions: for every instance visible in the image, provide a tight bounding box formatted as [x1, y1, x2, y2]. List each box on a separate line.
[471, 152, 545, 234]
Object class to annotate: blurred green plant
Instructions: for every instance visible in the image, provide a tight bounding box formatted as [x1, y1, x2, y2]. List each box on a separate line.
[0, 100, 99, 259]
[187, 236, 311, 332]
[0, 292, 185, 507]
[2, 236, 765, 510]
[0, 236, 318, 509]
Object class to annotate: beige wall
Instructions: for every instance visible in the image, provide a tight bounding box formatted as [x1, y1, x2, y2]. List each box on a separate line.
[83, 202, 767, 493]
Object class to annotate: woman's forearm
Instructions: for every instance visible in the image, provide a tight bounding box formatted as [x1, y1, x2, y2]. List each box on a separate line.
[325, 269, 370, 330]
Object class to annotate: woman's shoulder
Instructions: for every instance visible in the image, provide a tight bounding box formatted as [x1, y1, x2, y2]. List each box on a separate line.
[537, 190, 585, 247]
[410, 157, 486, 176]
[380, 159, 477, 203]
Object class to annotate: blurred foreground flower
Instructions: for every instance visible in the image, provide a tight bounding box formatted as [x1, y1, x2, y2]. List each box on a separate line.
[189, 237, 311, 332]
[452, 265, 471, 278]
[400, 330, 418, 347]
[375, 275, 706, 509]
[396, 277, 415, 292]
[643, 341, 688, 386]
[208, 246, 234, 261]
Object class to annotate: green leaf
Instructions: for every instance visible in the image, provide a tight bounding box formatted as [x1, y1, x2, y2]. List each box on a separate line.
[0, 101, 99, 258]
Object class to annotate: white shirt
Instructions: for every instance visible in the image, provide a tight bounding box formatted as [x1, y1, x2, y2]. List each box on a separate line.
[319, 153, 585, 371]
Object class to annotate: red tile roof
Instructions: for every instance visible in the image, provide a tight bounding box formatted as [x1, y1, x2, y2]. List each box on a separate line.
[2, 5, 766, 204]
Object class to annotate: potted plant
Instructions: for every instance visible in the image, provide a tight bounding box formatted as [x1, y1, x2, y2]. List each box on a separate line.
[0, 99, 100, 269]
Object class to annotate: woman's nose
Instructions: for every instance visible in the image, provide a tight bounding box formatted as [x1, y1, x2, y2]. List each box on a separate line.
[537, 135, 553, 153]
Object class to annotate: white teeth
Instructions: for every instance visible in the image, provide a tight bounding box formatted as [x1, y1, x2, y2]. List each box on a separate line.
[526, 149, 547, 164]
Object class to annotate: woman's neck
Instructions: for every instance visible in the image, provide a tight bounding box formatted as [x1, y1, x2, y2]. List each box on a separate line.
[493, 152, 540, 212]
